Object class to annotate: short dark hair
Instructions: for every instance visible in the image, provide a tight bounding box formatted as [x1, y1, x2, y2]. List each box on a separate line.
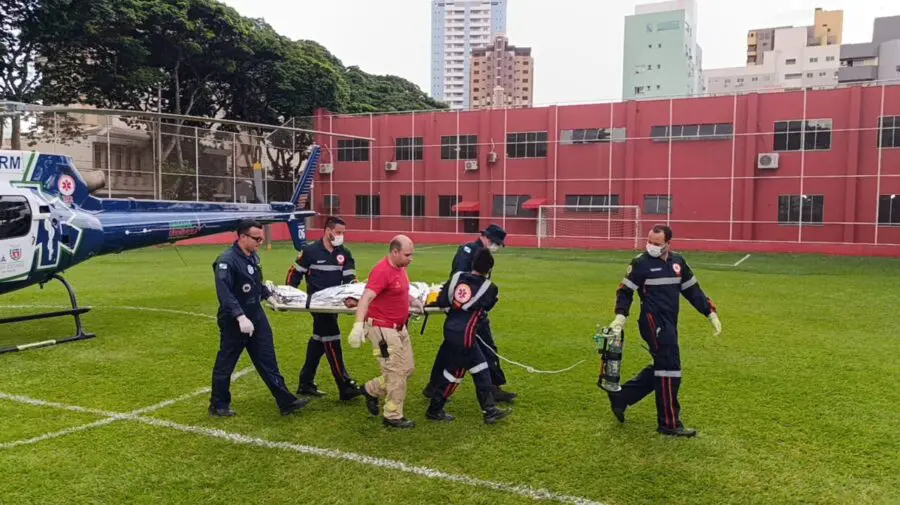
[651, 224, 673, 242]
[237, 219, 262, 236]
[324, 216, 345, 229]
[472, 248, 494, 275]
[389, 238, 403, 252]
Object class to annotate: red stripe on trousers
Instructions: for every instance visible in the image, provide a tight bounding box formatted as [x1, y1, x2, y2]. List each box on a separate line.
[324, 341, 342, 379]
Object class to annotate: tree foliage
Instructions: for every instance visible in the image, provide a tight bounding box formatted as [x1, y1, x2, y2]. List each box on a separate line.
[5, 0, 447, 199]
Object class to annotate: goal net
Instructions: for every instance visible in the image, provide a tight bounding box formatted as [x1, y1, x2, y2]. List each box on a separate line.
[537, 205, 642, 250]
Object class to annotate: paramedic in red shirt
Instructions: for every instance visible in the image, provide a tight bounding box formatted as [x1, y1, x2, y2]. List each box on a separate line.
[347, 235, 424, 429]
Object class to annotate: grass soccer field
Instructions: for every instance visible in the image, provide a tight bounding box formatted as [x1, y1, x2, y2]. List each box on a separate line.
[1, 242, 899, 505]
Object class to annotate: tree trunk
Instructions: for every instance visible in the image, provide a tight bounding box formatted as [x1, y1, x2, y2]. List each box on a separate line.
[11, 116, 21, 150]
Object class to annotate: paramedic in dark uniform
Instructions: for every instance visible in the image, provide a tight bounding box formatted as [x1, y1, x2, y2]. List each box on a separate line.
[425, 249, 510, 424]
[606, 224, 722, 437]
[285, 216, 362, 401]
[423, 224, 516, 403]
[209, 220, 308, 417]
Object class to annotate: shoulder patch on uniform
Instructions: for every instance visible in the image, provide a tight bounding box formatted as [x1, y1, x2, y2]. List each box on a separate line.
[463, 246, 471, 253]
[218, 263, 228, 270]
[626, 264, 633, 275]
[453, 283, 473, 303]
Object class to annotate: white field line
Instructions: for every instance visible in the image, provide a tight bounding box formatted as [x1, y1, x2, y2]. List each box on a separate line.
[0, 304, 216, 320]
[733, 254, 752, 267]
[0, 391, 609, 505]
[0, 367, 253, 450]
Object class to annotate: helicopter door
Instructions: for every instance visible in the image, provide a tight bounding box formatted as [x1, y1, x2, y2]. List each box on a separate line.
[0, 195, 36, 282]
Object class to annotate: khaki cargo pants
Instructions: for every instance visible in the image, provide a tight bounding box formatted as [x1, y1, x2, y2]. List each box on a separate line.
[363, 322, 415, 421]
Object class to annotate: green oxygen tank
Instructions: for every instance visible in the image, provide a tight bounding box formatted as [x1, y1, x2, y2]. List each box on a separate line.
[593, 325, 624, 392]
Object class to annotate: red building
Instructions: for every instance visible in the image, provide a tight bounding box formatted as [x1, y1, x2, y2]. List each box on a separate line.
[306, 85, 900, 256]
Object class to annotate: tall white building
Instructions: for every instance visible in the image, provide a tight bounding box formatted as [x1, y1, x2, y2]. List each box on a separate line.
[622, 0, 704, 100]
[706, 25, 842, 95]
[431, 0, 507, 110]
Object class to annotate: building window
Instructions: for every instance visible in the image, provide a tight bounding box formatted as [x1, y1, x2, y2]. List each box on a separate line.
[559, 128, 626, 144]
[337, 139, 370, 162]
[400, 195, 425, 217]
[323, 194, 340, 213]
[439, 195, 462, 217]
[565, 194, 620, 212]
[878, 116, 900, 148]
[785, 58, 797, 65]
[778, 195, 824, 224]
[644, 195, 672, 215]
[878, 195, 900, 225]
[506, 131, 548, 158]
[784, 73, 802, 79]
[826, 56, 835, 61]
[492, 195, 533, 217]
[441, 135, 478, 160]
[355, 195, 380, 217]
[395, 137, 423, 161]
[649, 123, 734, 141]
[810, 57, 818, 63]
[774, 119, 832, 151]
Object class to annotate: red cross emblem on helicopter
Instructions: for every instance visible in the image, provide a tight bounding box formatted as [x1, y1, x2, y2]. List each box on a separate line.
[58, 175, 76, 196]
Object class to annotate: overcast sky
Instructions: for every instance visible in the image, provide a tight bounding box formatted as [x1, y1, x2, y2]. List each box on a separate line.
[219, 0, 898, 106]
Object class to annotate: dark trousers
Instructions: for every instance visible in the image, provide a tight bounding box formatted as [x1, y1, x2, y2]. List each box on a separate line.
[428, 317, 506, 389]
[210, 315, 297, 410]
[427, 341, 496, 413]
[298, 313, 353, 391]
[615, 311, 684, 430]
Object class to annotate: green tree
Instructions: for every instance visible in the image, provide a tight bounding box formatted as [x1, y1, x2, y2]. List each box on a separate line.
[0, 0, 41, 149]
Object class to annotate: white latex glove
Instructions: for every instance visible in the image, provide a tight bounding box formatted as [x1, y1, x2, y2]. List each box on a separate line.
[237, 315, 254, 336]
[348, 321, 365, 349]
[609, 314, 626, 332]
[410, 299, 424, 315]
[708, 312, 722, 336]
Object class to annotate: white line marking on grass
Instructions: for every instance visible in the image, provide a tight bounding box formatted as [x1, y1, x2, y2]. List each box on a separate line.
[0, 392, 609, 505]
[0, 367, 253, 450]
[733, 254, 752, 267]
[0, 304, 216, 320]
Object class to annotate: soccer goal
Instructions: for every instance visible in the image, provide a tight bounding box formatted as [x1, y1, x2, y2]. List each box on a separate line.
[537, 205, 642, 250]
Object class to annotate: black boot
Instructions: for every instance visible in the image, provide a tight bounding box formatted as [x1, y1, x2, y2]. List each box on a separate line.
[383, 417, 415, 429]
[425, 394, 455, 422]
[339, 380, 363, 401]
[607, 391, 626, 423]
[477, 388, 510, 424]
[492, 384, 517, 403]
[208, 405, 236, 417]
[658, 426, 697, 437]
[297, 383, 326, 397]
[361, 389, 380, 416]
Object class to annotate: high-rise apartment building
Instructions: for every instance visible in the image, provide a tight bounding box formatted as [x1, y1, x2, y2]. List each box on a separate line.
[706, 8, 843, 95]
[747, 8, 842, 65]
[469, 34, 533, 109]
[622, 0, 703, 100]
[431, 0, 507, 110]
[839, 15, 900, 84]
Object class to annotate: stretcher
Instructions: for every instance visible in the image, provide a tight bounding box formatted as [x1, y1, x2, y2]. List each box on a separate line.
[262, 280, 446, 315]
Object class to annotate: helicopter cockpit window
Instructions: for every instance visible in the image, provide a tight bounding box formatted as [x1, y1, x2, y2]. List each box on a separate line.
[0, 196, 32, 240]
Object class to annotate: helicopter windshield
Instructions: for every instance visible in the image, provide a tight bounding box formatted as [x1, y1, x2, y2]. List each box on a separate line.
[0, 196, 32, 240]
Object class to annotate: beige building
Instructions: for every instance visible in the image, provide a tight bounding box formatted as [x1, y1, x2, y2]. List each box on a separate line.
[747, 8, 842, 65]
[469, 34, 533, 109]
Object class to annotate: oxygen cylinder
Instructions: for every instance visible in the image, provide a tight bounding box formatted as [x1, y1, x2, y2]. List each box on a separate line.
[593, 326, 625, 393]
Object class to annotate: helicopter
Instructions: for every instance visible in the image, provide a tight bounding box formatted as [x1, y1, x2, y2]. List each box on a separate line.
[0, 143, 320, 354]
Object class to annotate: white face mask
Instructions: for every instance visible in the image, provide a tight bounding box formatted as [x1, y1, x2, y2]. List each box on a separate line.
[646, 243, 665, 258]
[331, 234, 344, 247]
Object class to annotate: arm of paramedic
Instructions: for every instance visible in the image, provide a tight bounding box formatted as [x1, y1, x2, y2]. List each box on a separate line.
[480, 284, 500, 312]
[215, 261, 243, 319]
[614, 258, 644, 317]
[286, 249, 311, 288]
[342, 248, 358, 284]
[436, 279, 452, 309]
[679, 261, 716, 316]
[451, 246, 471, 273]
[259, 263, 272, 299]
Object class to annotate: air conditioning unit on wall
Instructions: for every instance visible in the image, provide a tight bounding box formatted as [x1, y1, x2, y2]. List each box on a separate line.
[464, 160, 478, 171]
[318, 163, 333, 174]
[487, 152, 498, 163]
[385, 161, 398, 172]
[757, 152, 779, 170]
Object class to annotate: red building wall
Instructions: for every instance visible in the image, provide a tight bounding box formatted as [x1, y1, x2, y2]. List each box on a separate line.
[295, 85, 900, 256]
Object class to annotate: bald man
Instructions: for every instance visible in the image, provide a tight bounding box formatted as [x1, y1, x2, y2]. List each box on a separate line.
[347, 235, 424, 428]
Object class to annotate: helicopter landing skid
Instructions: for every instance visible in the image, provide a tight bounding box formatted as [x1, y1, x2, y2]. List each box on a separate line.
[0, 274, 96, 355]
